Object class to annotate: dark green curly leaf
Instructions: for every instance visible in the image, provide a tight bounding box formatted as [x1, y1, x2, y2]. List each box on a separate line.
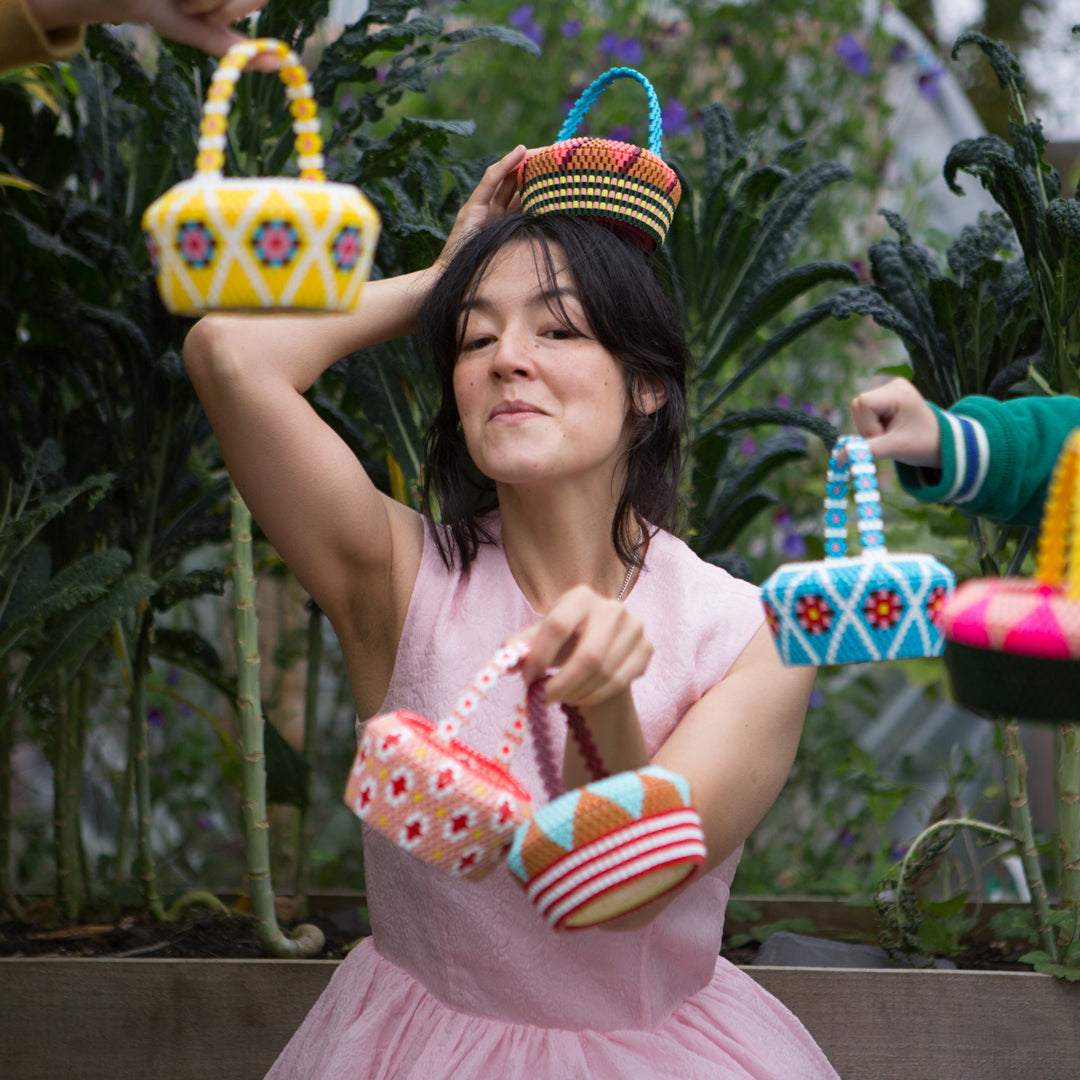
[952, 32, 1026, 95]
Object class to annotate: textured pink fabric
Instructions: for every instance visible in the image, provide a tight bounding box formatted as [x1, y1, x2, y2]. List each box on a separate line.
[265, 516, 838, 1078]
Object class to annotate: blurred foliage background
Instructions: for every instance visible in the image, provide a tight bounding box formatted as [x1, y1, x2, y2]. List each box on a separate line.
[1, 0, 1077, 938]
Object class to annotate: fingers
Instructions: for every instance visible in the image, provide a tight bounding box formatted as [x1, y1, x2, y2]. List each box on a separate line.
[848, 377, 942, 468]
[519, 586, 651, 708]
[179, 0, 263, 19]
[438, 146, 527, 264]
[849, 388, 889, 439]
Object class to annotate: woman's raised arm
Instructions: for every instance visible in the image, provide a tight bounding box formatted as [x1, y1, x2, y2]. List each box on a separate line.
[183, 146, 528, 713]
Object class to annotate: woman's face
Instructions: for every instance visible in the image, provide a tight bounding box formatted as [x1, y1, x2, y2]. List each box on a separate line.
[452, 240, 633, 496]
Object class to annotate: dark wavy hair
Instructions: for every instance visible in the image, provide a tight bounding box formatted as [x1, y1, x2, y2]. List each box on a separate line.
[418, 213, 690, 570]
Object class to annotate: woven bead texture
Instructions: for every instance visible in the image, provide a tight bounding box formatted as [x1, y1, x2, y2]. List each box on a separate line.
[517, 67, 681, 251]
[761, 435, 955, 666]
[143, 38, 380, 315]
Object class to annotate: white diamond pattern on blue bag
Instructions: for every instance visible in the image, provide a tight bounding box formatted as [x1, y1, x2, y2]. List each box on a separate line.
[760, 435, 956, 666]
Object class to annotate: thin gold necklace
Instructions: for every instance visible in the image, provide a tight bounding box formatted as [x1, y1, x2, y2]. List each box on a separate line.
[616, 526, 645, 601]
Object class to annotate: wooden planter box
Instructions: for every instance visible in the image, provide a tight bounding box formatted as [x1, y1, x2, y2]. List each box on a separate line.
[5, 896, 1078, 1079]
[4, 956, 1079, 1080]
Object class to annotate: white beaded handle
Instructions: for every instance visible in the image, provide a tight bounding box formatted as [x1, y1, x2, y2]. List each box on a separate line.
[437, 640, 532, 765]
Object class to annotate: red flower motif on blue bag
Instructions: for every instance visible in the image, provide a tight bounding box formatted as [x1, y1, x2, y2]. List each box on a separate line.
[796, 594, 834, 635]
[863, 588, 904, 630]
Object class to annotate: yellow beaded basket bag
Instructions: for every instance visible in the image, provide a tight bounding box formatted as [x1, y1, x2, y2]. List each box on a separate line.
[142, 38, 380, 316]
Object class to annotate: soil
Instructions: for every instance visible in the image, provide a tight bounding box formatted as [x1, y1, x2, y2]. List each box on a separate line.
[0, 902, 363, 960]
[0, 902, 1035, 969]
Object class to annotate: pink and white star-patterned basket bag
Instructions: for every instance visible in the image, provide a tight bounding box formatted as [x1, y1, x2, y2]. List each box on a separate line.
[344, 641, 534, 881]
[761, 435, 955, 666]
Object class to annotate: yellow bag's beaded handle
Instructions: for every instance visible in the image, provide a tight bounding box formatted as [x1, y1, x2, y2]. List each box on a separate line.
[1034, 427, 1080, 598]
[196, 38, 325, 182]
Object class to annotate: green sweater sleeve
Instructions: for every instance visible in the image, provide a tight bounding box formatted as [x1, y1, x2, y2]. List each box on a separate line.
[895, 395, 1080, 529]
[1, 0, 85, 72]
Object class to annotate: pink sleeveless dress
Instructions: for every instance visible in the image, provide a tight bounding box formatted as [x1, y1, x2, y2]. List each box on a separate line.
[265, 518, 839, 1079]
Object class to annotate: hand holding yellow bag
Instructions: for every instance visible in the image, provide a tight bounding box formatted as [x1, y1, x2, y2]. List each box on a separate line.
[142, 38, 380, 316]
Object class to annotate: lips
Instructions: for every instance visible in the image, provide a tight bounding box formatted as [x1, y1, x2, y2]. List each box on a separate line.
[489, 400, 544, 420]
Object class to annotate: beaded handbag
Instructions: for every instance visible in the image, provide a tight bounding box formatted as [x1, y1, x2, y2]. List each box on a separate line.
[142, 38, 380, 316]
[344, 641, 533, 881]
[507, 694, 706, 931]
[517, 67, 681, 252]
[941, 428, 1080, 721]
[761, 435, 956, 666]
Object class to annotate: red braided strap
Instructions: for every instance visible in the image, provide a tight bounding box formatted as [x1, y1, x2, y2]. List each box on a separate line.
[562, 704, 608, 781]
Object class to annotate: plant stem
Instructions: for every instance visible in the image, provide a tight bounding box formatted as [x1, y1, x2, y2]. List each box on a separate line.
[293, 601, 324, 921]
[1003, 719, 1057, 959]
[52, 679, 81, 921]
[1056, 723, 1080, 946]
[132, 608, 166, 921]
[230, 485, 323, 958]
[0, 660, 24, 919]
[110, 623, 135, 893]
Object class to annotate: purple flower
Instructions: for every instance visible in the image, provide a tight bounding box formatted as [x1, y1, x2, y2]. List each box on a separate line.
[838, 829, 856, 848]
[165, 667, 179, 687]
[741, 436, 756, 457]
[146, 707, 165, 728]
[916, 64, 945, 101]
[599, 31, 644, 66]
[801, 402, 819, 417]
[608, 124, 635, 144]
[889, 40, 910, 64]
[808, 688, 825, 709]
[775, 393, 792, 409]
[197, 814, 215, 831]
[836, 34, 871, 76]
[661, 99, 690, 136]
[780, 532, 807, 558]
[560, 18, 582, 38]
[774, 508, 794, 529]
[375, 66, 388, 85]
[508, 4, 544, 48]
[890, 843, 909, 863]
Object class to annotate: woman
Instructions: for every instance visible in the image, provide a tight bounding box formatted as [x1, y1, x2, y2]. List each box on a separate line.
[184, 146, 836, 1079]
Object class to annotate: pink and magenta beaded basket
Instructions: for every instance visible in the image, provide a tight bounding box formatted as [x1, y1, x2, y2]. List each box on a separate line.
[344, 641, 533, 881]
[517, 67, 681, 252]
[940, 428, 1080, 721]
[507, 698, 705, 930]
[761, 435, 955, 666]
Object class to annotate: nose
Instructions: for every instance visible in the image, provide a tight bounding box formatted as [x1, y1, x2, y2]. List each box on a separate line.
[489, 327, 536, 380]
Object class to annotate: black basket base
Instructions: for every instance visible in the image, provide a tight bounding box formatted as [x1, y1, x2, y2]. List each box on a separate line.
[944, 640, 1080, 723]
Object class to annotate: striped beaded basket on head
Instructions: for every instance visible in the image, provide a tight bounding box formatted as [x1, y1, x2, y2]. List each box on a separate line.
[142, 38, 380, 316]
[516, 67, 681, 253]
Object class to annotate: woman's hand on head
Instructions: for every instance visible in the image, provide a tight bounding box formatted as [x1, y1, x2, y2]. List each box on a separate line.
[850, 376, 942, 468]
[434, 145, 528, 272]
[515, 584, 652, 709]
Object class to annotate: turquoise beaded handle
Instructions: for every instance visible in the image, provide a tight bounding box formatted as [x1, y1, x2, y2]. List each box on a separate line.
[823, 436, 887, 558]
[556, 67, 665, 156]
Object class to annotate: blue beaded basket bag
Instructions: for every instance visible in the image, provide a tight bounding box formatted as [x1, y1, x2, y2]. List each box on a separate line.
[761, 435, 956, 666]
